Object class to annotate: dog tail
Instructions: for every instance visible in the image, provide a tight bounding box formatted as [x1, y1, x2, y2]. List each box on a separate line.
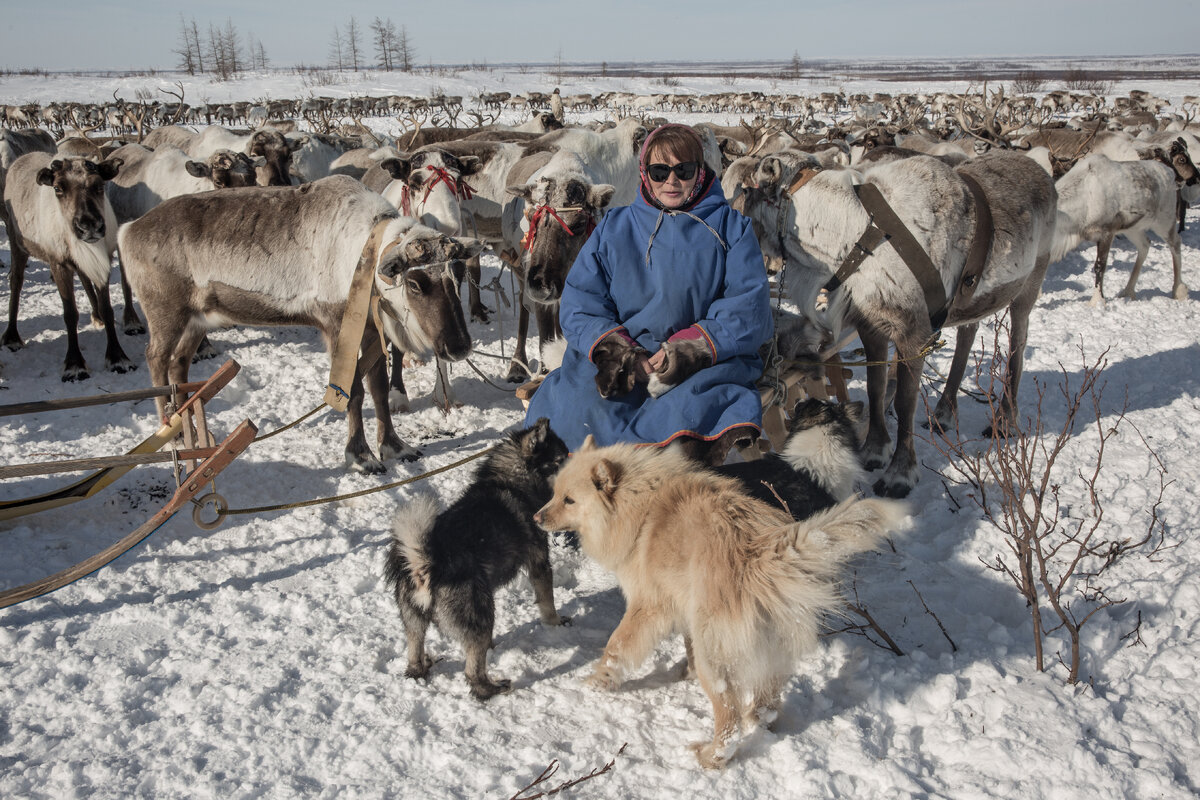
[785, 495, 908, 567]
[387, 494, 440, 610]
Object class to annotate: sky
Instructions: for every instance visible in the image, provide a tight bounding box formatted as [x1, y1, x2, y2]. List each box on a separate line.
[2, 0, 1199, 73]
[2, 66, 1200, 799]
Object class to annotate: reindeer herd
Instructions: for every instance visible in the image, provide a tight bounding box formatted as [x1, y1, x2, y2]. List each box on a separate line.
[0, 81, 1196, 496]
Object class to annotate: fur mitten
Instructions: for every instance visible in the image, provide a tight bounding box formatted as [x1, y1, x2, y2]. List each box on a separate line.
[647, 326, 714, 398]
[593, 330, 649, 398]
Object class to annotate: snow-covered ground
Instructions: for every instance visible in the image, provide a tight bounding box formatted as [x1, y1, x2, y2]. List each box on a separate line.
[2, 62, 1199, 799]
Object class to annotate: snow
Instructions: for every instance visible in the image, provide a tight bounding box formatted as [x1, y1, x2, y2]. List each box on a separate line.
[3, 61, 1200, 799]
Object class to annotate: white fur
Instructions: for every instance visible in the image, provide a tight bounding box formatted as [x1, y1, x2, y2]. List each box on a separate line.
[779, 426, 865, 502]
[390, 494, 441, 610]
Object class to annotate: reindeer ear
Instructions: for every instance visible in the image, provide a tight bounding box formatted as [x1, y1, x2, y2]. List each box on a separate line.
[380, 157, 411, 180]
[288, 134, 310, 153]
[755, 155, 785, 188]
[185, 160, 211, 179]
[458, 155, 482, 176]
[36, 167, 56, 187]
[589, 184, 616, 209]
[506, 184, 534, 201]
[449, 237, 486, 259]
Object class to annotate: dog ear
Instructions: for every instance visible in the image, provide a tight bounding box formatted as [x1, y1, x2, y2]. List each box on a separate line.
[523, 418, 550, 453]
[580, 434, 597, 452]
[845, 400, 865, 422]
[591, 458, 623, 498]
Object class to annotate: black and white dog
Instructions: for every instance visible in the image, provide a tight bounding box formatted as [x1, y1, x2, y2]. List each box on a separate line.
[717, 398, 865, 519]
[384, 418, 570, 699]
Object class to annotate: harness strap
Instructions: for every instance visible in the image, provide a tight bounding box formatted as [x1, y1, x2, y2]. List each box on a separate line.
[325, 218, 394, 412]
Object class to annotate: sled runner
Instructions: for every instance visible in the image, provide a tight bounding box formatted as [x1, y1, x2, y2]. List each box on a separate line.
[0, 359, 256, 608]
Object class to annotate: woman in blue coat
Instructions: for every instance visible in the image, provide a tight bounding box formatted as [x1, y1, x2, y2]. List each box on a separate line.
[524, 124, 772, 465]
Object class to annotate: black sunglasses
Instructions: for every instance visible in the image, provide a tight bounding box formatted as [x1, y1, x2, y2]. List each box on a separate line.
[646, 161, 700, 182]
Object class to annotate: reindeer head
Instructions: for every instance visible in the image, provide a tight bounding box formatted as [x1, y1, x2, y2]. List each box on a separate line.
[247, 128, 300, 186]
[380, 148, 481, 231]
[185, 149, 260, 189]
[1169, 138, 1199, 187]
[507, 160, 614, 305]
[370, 219, 485, 361]
[35, 156, 121, 243]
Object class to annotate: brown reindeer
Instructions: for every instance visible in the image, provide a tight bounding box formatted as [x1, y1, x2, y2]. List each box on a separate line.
[3, 153, 135, 380]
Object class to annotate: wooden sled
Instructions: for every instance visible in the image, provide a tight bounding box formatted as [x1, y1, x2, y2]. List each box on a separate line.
[0, 360, 257, 609]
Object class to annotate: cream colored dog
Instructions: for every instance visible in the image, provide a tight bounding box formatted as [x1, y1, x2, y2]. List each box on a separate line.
[534, 437, 908, 769]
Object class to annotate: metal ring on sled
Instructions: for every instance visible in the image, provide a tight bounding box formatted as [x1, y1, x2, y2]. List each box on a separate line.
[192, 492, 229, 530]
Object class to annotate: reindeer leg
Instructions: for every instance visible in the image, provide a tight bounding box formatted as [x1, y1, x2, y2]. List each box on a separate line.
[47, 263, 90, 381]
[505, 291, 532, 384]
[79, 272, 104, 328]
[365, 328, 419, 464]
[1090, 233, 1113, 307]
[466, 253, 490, 323]
[115, 260, 145, 335]
[930, 322, 979, 432]
[1168, 226, 1189, 300]
[857, 325, 893, 473]
[87, 272, 135, 374]
[3, 238, 28, 351]
[991, 251, 1051, 436]
[532, 301, 560, 376]
[876, 342, 923, 499]
[1117, 230, 1151, 301]
[388, 342, 411, 412]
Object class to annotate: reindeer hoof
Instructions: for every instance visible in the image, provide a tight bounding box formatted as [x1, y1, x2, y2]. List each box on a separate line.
[62, 366, 90, 382]
[470, 304, 492, 324]
[872, 475, 913, 499]
[380, 438, 421, 463]
[347, 451, 387, 474]
[1173, 283, 1190, 301]
[107, 358, 136, 374]
[388, 389, 411, 414]
[123, 320, 146, 336]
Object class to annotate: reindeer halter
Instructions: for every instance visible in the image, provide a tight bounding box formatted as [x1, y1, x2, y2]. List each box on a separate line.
[520, 203, 596, 250]
[400, 165, 475, 217]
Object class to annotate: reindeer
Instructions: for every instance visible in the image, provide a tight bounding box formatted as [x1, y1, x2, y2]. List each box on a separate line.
[3, 153, 136, 380]
[117, 176, 483, 473]
[1052, 152, 1186, 304]
[186, 126, 304, 186]
[501, 149, 616, 382]
[734, 149, 1057, 497]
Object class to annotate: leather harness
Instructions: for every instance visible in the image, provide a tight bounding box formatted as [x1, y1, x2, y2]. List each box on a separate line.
[791, 166, 994, 332]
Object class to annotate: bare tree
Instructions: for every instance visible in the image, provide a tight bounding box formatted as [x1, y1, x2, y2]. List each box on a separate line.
[346, 17, 363, 72]
[328, 26, 346, 70]
[370, 17, 394, 72]
[396, 24, 415, 73]
[174, 14, 202, 75]
[927, 331, 1171, 685]
[247, 33, 269, 70]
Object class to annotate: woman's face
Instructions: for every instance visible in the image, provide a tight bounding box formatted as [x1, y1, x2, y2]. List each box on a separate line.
[645, 147, 699, 209]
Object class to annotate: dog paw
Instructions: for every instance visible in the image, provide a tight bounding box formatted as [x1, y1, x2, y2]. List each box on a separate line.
[689, 741, 730, 770]
[585, 666, 620, 691]
[404, 655, 434, 680]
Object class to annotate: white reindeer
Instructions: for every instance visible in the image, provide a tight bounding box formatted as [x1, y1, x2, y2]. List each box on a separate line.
[1051, 153, 1186, 304]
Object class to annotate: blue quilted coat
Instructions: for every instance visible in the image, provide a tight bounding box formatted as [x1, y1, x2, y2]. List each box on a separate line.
[523, 174, 772, 451]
